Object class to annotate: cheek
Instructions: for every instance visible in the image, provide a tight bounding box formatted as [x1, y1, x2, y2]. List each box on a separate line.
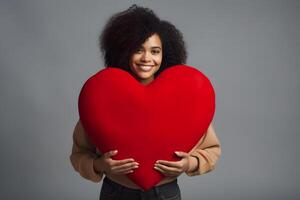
[130, 54, 140, 64]
[155, 55, 163, 65]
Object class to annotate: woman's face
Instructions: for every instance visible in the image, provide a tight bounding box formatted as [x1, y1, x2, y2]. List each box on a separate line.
[129, 33, 163, 85]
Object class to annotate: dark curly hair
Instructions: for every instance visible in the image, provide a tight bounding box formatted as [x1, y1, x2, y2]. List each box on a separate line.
[99, 4, 187, 78]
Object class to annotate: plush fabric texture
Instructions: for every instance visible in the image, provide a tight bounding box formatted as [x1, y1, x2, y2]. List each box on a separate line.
[78, 64, 215, 190]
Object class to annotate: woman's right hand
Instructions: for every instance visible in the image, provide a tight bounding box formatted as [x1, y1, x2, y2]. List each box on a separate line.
[94, 150, 139, 175]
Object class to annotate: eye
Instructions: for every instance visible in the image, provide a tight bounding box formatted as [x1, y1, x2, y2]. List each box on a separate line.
[135, 48, 143, 54]
[152, 50, 160, 54]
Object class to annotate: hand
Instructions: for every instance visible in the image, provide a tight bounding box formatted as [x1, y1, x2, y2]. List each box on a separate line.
[154, 151, 192, 177]
[94, 150, 139, 175]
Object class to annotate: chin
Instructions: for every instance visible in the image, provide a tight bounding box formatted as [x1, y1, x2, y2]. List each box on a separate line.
[129, 65, 160, 82]
[136, 72, 154, 79]
[133, 68, 156, 78]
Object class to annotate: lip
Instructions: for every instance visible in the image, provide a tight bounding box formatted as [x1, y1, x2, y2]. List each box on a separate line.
[137, 64, 154, 67]
[136, 64, 154, 72]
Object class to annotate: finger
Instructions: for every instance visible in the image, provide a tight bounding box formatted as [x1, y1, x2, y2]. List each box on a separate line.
[155, 163, 181, 174]
[104, 150, 118, 159]
[119, 169, 134, 174]
[114, 167, 134, 174]
[154, 165, 178, 176]
[114, 165, 138, 174]
[154, 165, 164, 174]
[156, 160, 180, 168]
[175, 151, 189, 158]
[114, 158, 136, 166]
[113, 162, 139, 171]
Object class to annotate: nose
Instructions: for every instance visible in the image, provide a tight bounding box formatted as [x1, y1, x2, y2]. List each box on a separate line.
[140, 51, 151, 62]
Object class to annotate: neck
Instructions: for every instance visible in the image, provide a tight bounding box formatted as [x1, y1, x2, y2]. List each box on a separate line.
[139, 77, 154, 86]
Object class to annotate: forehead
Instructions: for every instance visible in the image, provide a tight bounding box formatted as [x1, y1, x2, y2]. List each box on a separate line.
[141, 33, 162, 48]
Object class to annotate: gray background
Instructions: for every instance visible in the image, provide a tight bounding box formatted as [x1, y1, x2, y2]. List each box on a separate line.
[1, 0, 299, 199]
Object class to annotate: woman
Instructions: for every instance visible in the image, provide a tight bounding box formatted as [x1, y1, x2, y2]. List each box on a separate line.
[70, 4, 221, 200]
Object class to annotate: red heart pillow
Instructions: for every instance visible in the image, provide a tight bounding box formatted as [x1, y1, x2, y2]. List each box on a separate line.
[78, 64, 215, 190]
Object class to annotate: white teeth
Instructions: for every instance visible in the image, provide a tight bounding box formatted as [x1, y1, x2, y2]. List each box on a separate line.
[138, 65, 153, 72]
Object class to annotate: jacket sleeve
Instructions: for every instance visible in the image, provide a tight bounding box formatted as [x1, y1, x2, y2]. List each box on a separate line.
[69, 120, 104, 183]
[185, 123, 222, 176]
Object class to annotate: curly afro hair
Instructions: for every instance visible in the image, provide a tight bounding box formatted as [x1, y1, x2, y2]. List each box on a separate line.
[99, 4, 187, 78]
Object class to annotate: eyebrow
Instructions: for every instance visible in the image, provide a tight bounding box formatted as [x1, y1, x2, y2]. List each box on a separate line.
[138, 46, 162, 50]
[151, 46, 162, 49]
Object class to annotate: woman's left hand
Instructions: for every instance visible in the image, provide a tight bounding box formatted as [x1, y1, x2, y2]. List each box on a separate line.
[154, 151, 191, 177]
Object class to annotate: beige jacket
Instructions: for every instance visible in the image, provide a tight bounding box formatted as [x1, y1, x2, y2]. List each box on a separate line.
[69, 120, 221, 188]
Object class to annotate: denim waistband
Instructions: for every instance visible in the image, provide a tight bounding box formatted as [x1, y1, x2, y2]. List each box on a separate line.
[103, 176, 178, 194]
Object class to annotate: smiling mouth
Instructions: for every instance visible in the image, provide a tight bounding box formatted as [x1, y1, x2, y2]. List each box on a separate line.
[137, 65, 154, 72]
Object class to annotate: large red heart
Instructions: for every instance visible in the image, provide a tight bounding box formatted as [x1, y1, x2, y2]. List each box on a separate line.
[78, 65, 215, 190]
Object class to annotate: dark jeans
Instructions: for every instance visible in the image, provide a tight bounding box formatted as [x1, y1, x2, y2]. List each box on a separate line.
[99, 176, 181, 200]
